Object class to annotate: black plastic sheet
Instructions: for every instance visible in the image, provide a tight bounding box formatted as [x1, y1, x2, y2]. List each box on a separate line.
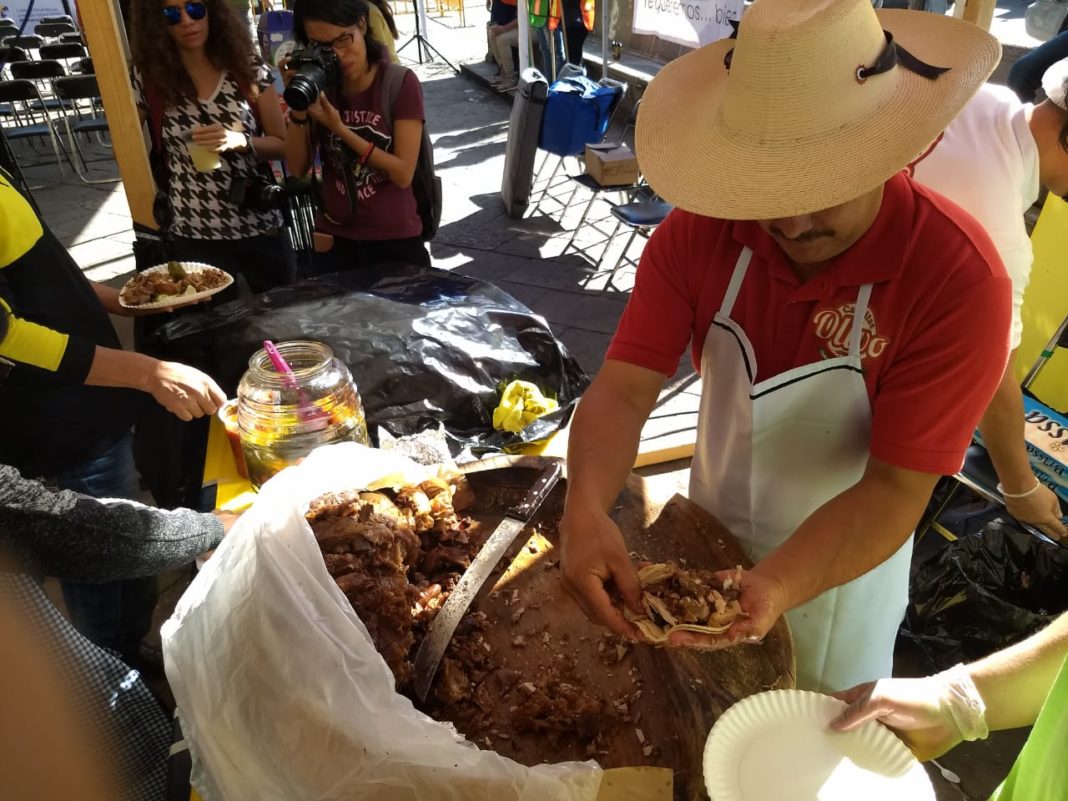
[134, 264, 589, 507]
[902, 506, 1068, 671]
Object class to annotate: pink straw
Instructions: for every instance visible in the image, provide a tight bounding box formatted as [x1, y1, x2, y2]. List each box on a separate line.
[263, 340, 327, 424]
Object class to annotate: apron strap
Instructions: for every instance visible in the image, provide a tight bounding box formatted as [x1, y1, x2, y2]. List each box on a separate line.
[719, 247, 753, 316]
[848, 283, 874, 358]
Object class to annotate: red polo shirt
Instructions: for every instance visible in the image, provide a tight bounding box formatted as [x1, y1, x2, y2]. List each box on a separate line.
[607, 172, 1012, 475]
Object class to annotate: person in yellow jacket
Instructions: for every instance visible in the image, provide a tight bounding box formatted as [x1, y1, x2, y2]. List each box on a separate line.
[0, 166, 225, 671]
[832, 612, 1068, 800]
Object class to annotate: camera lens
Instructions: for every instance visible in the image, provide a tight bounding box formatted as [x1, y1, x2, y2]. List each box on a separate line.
[284, 66, 325, 111]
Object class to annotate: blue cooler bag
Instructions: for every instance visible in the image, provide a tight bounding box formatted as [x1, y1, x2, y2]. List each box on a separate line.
[539, 76, 620, 157]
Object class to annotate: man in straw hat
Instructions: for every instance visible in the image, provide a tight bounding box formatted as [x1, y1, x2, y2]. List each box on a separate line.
[910, 77, 1068, 542]
[559, 0, 1012, 693]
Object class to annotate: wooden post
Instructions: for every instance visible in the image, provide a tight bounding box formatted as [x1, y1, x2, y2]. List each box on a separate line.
[960, 0, 995, 31]
[78, 0, 157, 229]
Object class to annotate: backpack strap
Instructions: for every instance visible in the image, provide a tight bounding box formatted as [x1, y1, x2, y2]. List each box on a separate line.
[379, 62, 409, 142]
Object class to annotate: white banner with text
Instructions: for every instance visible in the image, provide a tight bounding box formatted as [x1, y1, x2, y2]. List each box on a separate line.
[632, 0, 741, 48]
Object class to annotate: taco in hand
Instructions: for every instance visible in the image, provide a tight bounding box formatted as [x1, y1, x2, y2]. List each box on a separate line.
[625, 563, 745, 644]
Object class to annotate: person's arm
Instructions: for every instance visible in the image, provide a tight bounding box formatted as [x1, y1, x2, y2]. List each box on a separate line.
[0, 465, 238, 582]
[979, 351, 1066, 538]
[308, 95, 423, 188]
[560, 359, 665, 636]
[491, 18, 519, 33]
[84, 346, 225, 422]
[671, 458, 939, 649]
[190, 85, 288, 161]
[831, 613, 1068, 760]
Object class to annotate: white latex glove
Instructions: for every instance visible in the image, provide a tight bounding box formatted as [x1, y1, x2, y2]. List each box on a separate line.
[829, 664, 988, 761]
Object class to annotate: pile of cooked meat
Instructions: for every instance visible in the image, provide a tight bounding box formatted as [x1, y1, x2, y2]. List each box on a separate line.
[119, 264, 230, 305]
[304, 477, 629, 758]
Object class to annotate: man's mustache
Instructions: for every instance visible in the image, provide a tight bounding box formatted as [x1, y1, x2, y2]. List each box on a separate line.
[770, 227, 835, 243]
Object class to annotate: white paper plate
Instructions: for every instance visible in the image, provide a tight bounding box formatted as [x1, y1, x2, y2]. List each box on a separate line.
[704, 689, 934, 801]
[118, 261, 234, 310]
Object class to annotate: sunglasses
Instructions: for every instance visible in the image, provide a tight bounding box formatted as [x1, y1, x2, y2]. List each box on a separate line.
[162, 1, 207, 25]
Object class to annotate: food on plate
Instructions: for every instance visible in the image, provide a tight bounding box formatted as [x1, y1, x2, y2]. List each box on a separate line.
[626, 562, 745, 643]
[119, 264, 230, 306]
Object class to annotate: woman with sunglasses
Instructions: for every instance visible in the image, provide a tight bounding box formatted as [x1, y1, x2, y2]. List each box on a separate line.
[285, 0, 429, 273]
[128, 0, 295, 295]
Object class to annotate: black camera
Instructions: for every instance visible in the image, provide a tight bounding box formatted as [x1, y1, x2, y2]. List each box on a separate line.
[228, 175, 289, 212]
[284, 43, 341, 112]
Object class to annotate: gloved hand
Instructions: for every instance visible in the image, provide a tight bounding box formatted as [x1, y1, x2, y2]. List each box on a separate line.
[492, 380, 559, 433]
[829, 664, 988, 761]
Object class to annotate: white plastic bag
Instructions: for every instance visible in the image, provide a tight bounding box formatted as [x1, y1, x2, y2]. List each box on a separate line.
[162, 443, 602, 801]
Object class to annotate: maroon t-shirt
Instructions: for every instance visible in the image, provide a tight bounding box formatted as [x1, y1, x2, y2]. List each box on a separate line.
[317, 67, 424, 241]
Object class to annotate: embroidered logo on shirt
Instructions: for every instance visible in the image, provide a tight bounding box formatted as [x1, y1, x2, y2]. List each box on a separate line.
[812, 303, 889, 361]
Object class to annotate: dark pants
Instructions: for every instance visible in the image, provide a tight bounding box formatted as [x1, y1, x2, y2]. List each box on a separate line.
[564, 26, 588, 66]
[310, 235, 431, 276]
[58, 433, 159, 660]
[168, 229, 297, 301]
[1008, 28, 1068, 103]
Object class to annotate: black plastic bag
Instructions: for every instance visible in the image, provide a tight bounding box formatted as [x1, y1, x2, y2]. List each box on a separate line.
[902, 506, 1068, 671]
[134, 264, 589, 507]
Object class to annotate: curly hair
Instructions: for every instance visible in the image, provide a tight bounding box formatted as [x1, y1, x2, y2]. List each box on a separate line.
[129, 0, 257, 106]
[293, 0, 385, 65]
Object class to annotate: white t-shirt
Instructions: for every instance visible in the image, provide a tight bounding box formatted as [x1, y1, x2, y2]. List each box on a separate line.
[911, 83, 1040, 350]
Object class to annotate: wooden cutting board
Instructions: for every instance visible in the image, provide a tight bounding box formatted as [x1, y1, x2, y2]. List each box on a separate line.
[454, 457, 795, 801]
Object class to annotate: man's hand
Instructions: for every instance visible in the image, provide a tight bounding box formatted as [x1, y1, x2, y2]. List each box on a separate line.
[191, 123, 246, 153]
[667, 567, 789, 650]
[1005, 481, 1066, 540]
[211, 508, 242, 534]
[489, 24, 504, 36]
[144, 361, 225, 421]
[560, 502, 643, 639]
[830, 677, 964, 761]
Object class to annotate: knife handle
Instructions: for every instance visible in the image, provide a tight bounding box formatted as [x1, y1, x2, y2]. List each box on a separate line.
[507, 462, 563, 520]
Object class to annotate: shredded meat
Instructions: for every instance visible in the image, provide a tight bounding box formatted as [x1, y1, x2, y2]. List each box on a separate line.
[120, 265, 229, 305]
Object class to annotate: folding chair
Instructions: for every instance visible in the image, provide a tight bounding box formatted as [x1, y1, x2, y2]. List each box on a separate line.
[0, 45, 29, 80]
[581, 183, 672, 293]
[559, 99, 643, 264]
[0, 78, 70, 175]
[71, 56, 93, 75]
[40, 15, 76, 24]
[10, 60, 70, 113]
[918, 316, 1068, 545]
[39, 43, 86, 73]
[35, 22, 77, 38]
[5, 35, 44, 57]
[53, 74, 116, 184]
[59, 32, 85, 45]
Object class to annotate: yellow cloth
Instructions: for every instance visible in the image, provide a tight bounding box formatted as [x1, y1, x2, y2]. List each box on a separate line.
[492, 380, 559, 433]
[1016, 194, 1068, 408]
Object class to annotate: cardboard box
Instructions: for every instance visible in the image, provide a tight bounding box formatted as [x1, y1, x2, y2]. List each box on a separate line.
[1022, 396, 1068, 504]
[258, 10, 296, 68]
[585, 142, 639, 187]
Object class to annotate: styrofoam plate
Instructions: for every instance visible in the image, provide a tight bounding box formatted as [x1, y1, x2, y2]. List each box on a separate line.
[118, 262, 233, 310]
[704, 689, 934, 801]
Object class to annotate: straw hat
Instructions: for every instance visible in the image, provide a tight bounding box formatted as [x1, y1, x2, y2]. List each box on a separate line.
[635, 0, 1001, 220]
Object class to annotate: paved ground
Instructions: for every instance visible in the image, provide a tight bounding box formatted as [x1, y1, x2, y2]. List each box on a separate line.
[14, 3, 1045, 797]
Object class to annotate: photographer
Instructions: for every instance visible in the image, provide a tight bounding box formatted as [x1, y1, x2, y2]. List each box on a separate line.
[128, 0, 296, 295]
[284, 0, 430, 273]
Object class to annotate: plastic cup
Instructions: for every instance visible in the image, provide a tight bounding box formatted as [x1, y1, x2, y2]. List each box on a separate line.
[185, 131, 221, 172]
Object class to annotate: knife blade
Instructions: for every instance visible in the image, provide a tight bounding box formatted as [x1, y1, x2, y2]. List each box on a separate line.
[412, 461, 563, 702]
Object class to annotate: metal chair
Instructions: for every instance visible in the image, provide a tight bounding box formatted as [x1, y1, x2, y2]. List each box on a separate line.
[0, 78, 70, 176]
[59, 32, 85, 45]
[10, 60, 71, 114]
[40, 42, 86, 61]
[71, 56, 93, 75]
[4, 35, 44, 56]
[35, 21, 77, 38]
[0, 45, 28, 81]
[53, 74, 116, 184]
[581, 184, 672, 293]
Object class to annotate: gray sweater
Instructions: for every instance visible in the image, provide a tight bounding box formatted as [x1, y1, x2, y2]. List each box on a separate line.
[0, 465, 225, 581]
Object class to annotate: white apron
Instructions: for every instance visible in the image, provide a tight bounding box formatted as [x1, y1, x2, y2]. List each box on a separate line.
[689, 247, 912, 693]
